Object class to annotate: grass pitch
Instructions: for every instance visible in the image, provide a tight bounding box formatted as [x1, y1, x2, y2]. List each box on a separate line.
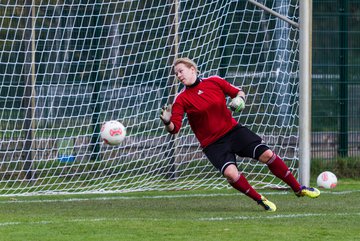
[0, 179, 359, 241]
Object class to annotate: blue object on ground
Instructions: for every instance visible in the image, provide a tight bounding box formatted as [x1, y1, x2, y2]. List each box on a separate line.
[58, 155, 75, 163]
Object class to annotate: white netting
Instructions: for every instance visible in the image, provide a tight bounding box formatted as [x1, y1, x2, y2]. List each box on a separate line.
[0, 0, 300, 195]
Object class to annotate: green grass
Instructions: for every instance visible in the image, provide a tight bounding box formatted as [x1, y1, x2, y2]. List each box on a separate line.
[0, 179, 359, 241]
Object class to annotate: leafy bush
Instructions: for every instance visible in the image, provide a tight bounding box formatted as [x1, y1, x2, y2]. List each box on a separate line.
[311, 157, 360, 179]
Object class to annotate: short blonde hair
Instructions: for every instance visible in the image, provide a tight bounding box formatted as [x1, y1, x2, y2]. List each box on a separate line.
[173, 57, 199, 73]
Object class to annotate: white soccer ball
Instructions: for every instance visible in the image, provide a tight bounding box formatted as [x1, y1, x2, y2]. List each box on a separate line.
[316, 171, 337, 189]
[100, 120, 126, 145]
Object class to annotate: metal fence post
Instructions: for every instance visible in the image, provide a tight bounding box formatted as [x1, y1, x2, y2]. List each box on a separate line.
[339, 0, 349, 157]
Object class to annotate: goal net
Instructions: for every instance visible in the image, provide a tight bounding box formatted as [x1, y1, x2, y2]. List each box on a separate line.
[0, 0, 300, 195]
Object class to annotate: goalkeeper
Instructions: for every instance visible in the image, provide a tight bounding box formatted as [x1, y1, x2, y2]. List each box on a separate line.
[160, 57, 320, 212]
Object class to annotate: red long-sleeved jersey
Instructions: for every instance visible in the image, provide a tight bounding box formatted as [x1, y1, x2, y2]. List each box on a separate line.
[169, 76, 241, 148]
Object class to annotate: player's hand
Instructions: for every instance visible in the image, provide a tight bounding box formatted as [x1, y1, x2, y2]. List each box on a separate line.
[229, 96, 245, 113]
[160, 104, 172, 125]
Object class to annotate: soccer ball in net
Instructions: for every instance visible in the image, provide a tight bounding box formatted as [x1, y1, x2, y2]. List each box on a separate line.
[100, 120, 126, 145]
[316, 171, 337, 189]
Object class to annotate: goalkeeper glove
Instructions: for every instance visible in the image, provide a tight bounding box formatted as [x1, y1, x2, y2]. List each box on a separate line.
[160, 104, 172, 125]
[229, 96, 245, 113]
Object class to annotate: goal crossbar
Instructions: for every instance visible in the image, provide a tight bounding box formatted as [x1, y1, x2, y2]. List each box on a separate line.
[248, 0, 299, 28]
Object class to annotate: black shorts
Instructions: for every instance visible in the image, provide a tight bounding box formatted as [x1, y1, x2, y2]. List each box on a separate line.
[203, 124, 269, 174]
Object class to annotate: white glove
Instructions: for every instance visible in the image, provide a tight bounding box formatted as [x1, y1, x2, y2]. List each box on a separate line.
[229, 96, 245, 113]
[160, 104, 172, 125]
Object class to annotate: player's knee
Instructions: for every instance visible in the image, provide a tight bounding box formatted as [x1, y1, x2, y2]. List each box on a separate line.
[223, 164, 239, 183]
[259, 149, 274, 163]
[253, 143, 270, 160]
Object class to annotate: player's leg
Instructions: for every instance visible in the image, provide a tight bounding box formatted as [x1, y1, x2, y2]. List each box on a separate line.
[258, 149, 301, 192]
[258, 149, 320, 198]
[230, 126, 300, 192]
[230, 125, 320, 198]
[224, 164, 276, 212]
[224, 164, 261, 201]
[203, 130, 276, 212]
[203, 142, 262, 202]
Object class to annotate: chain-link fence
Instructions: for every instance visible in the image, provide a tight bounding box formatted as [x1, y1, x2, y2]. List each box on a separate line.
[312, 0, 360, 159]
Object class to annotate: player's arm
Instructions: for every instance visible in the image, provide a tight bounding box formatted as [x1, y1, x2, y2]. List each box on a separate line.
[210, 76, 246, 113]
[216, 76, 246, 113]
[160, 101, 184, 134]
[229, 90, 246, 113]
[160, 104, 175, 132]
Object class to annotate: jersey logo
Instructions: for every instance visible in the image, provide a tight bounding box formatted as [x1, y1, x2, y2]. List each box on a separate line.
[197, 90, 204, 95]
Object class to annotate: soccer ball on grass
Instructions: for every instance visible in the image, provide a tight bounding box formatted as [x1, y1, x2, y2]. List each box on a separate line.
[316, 171, 337, 189]
[100, 120, 126, 145]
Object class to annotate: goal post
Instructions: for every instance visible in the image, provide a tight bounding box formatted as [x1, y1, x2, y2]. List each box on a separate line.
[299, 0, 313, 186]
[0, 0, 306, 196]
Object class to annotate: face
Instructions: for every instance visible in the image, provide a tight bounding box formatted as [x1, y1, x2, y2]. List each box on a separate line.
[174, 63, 197, 86]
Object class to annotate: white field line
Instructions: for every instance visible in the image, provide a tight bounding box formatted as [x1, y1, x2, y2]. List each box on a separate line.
[199, 212, 360, 221]
[0, 191, 360, 227]
[0, 189, 359, 204]
[0, 213, 360, 227]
